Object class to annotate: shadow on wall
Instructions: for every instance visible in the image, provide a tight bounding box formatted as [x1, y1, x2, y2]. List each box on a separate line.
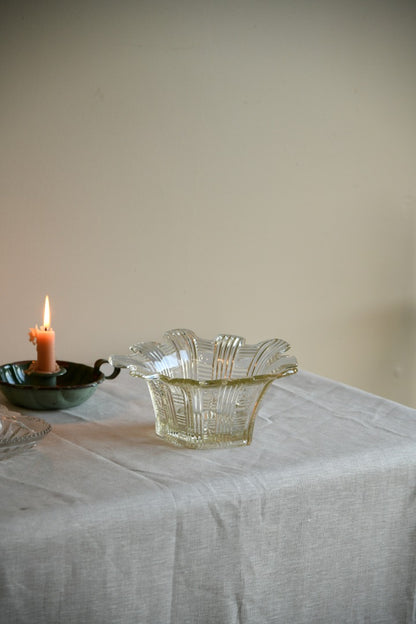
[407, 304, 416, 408]
[350, 301, 416, 408]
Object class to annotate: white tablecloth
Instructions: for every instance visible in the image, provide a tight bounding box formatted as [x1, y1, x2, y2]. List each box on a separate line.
[0, 370, 415, 624]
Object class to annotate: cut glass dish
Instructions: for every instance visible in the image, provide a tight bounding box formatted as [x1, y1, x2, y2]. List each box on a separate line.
[110, 328, 297, 449]
[0, 405, 51, 459]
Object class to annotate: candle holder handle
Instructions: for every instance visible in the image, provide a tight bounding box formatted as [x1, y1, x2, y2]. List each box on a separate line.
[93, 359, 121, 380]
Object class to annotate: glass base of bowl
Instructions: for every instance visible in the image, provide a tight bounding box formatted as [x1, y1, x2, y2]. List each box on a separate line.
[155, 419, 252, 449]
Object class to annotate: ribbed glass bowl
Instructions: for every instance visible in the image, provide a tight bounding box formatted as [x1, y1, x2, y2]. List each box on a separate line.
[110, 329, 298, 449]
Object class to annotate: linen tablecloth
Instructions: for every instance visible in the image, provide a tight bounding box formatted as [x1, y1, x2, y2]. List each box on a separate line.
[0, 370, 415, 624]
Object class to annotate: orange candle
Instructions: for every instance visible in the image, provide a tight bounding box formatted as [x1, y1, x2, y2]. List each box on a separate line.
[28, 296, 59, 373]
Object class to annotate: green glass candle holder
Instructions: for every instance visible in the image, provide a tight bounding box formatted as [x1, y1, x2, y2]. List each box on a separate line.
[0, 359, 120, 410]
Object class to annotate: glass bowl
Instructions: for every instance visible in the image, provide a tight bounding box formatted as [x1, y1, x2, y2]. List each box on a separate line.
[0, 405, 51, 460]
[110, 329, 297, 449]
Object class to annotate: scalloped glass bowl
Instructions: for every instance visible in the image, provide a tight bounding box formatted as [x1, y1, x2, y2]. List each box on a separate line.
[110, 329, 297, 449]
[0, 405, 51, 460]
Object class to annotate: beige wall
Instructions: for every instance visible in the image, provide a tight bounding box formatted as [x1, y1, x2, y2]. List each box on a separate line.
[1, 0, 415, 407]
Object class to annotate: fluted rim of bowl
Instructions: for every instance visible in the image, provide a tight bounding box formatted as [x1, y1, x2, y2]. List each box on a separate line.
[130, 368, 298, 386]
[110, 328, 298, 385]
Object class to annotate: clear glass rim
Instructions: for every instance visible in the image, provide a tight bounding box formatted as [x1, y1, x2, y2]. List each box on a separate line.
[129, 365, 298, 386]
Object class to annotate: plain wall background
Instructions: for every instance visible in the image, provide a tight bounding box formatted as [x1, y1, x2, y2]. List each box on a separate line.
[1, 0, 415, 407]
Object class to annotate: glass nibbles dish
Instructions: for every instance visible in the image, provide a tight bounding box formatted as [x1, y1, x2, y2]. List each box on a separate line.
[110, 328, 298, 449]
[0, 405, 51, 459]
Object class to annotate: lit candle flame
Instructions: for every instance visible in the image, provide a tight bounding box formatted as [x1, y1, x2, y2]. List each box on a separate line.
[43, 295, 51, 330]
